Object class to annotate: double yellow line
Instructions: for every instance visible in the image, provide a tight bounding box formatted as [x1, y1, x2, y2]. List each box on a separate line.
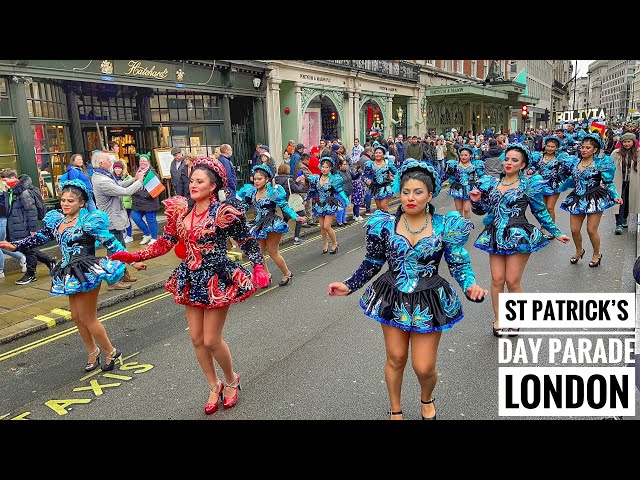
[0, 292, 171, 362]
[0, 221, 362, 362]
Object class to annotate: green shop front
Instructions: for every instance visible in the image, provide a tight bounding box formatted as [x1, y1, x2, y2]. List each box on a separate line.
[423, 82, 538, 135]
[0, 60, 268, 205]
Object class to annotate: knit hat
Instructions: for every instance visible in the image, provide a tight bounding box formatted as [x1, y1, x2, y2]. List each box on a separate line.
[310, 146, 320, 155]
[620, 132, 636, 142]
[331, 143, 340, 151]
[112, 160, 125, 169]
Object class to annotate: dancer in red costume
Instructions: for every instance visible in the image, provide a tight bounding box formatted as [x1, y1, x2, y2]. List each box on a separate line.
[111, 157, 269, 415]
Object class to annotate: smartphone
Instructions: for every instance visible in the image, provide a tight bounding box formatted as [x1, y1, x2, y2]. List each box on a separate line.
[297, 170, 304, 177]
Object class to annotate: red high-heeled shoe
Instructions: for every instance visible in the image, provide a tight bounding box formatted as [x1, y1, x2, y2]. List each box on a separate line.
[222, 373, 241, 409]
[204, 380, 224, 415]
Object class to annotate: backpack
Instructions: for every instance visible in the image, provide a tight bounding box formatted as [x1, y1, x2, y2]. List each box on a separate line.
[27, 186, 47, 220]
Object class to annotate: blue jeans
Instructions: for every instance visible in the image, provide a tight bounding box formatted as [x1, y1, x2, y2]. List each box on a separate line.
[0, 216, 26, 271]
[336, 205, 347, 224]
[131, 210, 158, 238]
[125, 208, 132, 237]
[364, 191, 372, 212]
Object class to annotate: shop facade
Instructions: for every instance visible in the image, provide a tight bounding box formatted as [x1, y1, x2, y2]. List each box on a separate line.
[422, 82, 539, 136]
[264, 61, 420, 159]
[0, 59, 268, 204]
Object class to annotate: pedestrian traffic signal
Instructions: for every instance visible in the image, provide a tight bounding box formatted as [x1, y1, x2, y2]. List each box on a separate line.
[521, 105, 529, 119]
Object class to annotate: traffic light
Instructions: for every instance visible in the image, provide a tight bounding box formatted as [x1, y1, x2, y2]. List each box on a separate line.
[521, 105, 529, 119]
[544, 108, 550, 121]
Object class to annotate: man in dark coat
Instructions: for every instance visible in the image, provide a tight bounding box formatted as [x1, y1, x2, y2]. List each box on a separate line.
[170, 147, 188, 197]
[2, 170, 55, 285]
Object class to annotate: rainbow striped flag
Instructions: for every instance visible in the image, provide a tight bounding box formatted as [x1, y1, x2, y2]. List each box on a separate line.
[589, 122, 606, 139]
[142, 171, 165, 198]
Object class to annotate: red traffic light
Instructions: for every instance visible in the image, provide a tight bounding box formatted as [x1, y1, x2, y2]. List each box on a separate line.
[521, 105, 529, 117]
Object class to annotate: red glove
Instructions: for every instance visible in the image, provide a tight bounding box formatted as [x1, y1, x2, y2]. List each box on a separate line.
[252, 264, 270, 288]
[110, 251, 141, 263]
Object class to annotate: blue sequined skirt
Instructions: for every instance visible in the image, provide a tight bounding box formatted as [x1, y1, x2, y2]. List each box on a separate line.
[50, 255, 125, 296]
[369, 182, 395, 200]
[447, 181, 475, 200]
[248, 213, 290, 238]
[359, 271, 464, 333]
[560, 185, 616, 214]
[474, 217, 550, 255]
[312, 195, 343, 216]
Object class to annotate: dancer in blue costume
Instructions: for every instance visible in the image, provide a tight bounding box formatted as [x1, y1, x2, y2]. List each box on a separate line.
[328, 160, 487, 420]
[525, 135, 570, 228]
[236, 164, 306, 286]
[469, 143, 570, 337]
[0, 180, 146, 372]
[362, 145, 397, 212]
[558, 133, 622, 268]
[441, 145, 485, 219]
[305, 156, 350, 254]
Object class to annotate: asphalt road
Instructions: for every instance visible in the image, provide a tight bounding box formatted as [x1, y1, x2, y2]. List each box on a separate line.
[1, 193, 638, 420]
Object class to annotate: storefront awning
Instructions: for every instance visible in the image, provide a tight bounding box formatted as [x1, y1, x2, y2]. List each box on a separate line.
[424, 82, 539, 106]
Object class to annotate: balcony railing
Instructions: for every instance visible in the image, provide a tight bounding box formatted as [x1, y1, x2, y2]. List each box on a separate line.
[307, 60, 420, 83]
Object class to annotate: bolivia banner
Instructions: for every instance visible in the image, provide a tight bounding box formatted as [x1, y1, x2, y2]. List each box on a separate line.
[142, 170, 165, 198]
[589, 122, 606, 138]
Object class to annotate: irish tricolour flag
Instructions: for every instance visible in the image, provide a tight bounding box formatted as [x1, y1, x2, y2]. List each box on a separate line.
[143, 171, 165, 198]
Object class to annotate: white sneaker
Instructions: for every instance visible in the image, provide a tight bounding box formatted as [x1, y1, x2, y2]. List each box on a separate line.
[140, 235, 152, 245]
[148, 238, 157, 245]
[0, 270, 4, 278]
[124, 235, 134, 243]
[20, 257, 27, 272]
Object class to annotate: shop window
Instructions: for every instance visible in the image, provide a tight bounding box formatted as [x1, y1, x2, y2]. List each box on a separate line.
[32, 123, 70, 199]
[0, 78, 12, 117]
[25, 81, 67, 120]
[0, 124, 18, 171]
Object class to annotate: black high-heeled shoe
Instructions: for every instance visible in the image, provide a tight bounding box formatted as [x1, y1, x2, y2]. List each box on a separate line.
[387, 409, 403, 420]
[85, 347, 100, 372]
[492, 321, 502, 337]
[279, 272, 293, 286]
[589, 253, 602, 268]
[329, 243, 339, 254]
[101, 349, 122, 371]
[421, 397, 436, 420]
[322, 245, 329, 254]
[570, 248, 585, 264]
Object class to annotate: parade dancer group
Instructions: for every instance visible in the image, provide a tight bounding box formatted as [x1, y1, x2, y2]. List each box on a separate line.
[1, 129, 625, 420]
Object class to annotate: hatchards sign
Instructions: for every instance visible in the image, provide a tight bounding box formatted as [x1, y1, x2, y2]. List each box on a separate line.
[124, 61, 169, 80]
[427, 86, 465, 95]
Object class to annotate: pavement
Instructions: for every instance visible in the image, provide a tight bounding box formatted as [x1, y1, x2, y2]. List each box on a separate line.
[0, 201, 393, 345]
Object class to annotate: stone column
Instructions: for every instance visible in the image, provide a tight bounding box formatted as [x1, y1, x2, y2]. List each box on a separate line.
[386, 94, 394, 140]
[344, 90, 355, 149]
[407, 94, 419, 136]
[267, 77, 282, 165]
[294, 82, 303, 143]
[353, 90, 361, 142]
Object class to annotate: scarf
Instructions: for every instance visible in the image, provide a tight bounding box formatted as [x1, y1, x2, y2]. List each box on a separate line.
[136, 163, 150, 178]
[94, 167, 118, 182]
